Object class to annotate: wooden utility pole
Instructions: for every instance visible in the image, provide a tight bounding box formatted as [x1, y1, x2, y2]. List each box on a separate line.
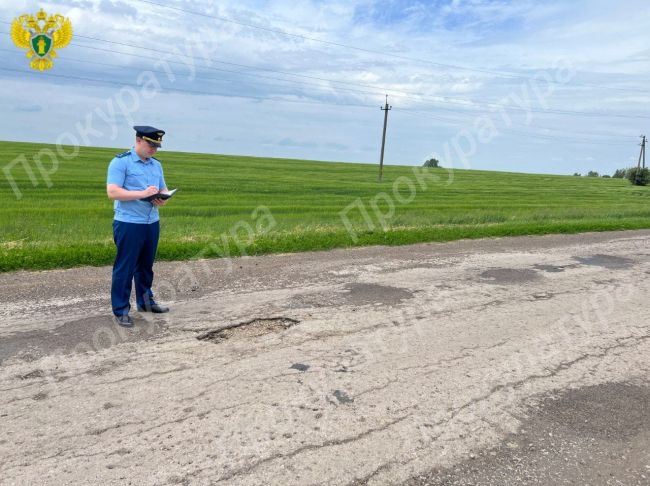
[637, 135, 646, 169]
[634, 135, 646, 185]
[636, 135, 645, 171]
[378, 95, 391, 182]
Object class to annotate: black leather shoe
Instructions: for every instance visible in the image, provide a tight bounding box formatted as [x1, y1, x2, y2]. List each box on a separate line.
[137, 303, 169, 313]
[114, 314, 133, 327]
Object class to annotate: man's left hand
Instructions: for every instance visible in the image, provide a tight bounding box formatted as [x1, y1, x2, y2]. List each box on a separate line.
[152, 198, 167, 206]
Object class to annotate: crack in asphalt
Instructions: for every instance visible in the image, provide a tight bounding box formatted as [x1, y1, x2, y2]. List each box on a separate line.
[197, 411, 417, 484]
[348, 458, 404, 486]
[10, 401, 262, 469]
[93, 365, 191, 386]
[336, 332, 650, 486]
[445, 332, 650, 424]
[0, 365, 192, 405]
[353, 378, 401, 399]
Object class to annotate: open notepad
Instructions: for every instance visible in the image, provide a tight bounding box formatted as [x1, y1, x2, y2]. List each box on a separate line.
[140, 188, 178, 202]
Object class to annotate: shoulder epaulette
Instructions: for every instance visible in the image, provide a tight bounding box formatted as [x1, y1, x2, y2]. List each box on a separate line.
[151, 156, 161, 163]
[115, 150, 131, 158]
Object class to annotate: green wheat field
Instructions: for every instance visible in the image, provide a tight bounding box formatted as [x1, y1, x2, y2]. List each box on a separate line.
[1, 140, 650, 272]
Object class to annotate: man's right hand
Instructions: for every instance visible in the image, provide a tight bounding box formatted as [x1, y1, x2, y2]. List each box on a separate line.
[141, 186, 159, 198]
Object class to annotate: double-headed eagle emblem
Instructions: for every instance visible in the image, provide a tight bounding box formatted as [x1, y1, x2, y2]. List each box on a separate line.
[11, 9, 73, 71]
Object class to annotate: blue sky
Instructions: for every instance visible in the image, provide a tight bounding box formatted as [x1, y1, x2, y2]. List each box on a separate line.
[1, 0, 649, 175]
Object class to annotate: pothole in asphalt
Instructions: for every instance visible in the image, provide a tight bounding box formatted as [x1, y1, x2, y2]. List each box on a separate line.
[572, 254, 634, 269]
[196, 317, 300, 343]
[479, 268, 540, 284]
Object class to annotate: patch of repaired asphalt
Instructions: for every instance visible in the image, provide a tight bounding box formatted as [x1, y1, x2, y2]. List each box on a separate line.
[404, 382, 650, 486]
[291, 283, 414, 308]
[0, 315, 168, 364]
[572, 254, 635, 269]
[344, 283, 414, 305]
[196, 317, 299, 343]
[479, 268, 541, 285]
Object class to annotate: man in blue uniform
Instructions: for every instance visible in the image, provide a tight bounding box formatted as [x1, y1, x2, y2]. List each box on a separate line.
[106, 125, 171, 327]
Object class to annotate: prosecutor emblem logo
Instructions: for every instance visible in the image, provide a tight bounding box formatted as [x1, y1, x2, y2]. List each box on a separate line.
[11, 8, 73, 71]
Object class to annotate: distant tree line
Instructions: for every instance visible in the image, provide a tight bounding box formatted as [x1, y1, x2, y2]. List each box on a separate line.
[574, 167, 649, 186]
[421, 158, 649, 186]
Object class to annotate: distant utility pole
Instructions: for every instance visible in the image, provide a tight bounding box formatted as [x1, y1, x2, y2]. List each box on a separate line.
[637, 135, 646, 170]
[634, 135, 646, 185]
[636, 135, 645, 173]
[378, 94, 392, 182]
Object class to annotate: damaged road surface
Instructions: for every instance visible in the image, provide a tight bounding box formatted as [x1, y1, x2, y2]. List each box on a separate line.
[1, 230, 650, 485]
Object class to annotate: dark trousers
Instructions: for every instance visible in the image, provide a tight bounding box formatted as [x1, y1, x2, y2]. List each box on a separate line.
[111, 220, 160, 316]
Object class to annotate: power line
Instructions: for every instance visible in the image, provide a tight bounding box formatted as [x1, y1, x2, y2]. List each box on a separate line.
[2, 28, 533, 106]
[0, 14, 648, 98]
[53, 38, 650, 120]
[126, 1, 650, 95]
[398, 96, 650, 120]
[3, 27, 647, 122]
[395, 109, 635, 147]
[68, 33, 405, 94]
[58, 30, 650, 105]
[0, 47, 390, 100]
[398, 110, 636, 146]
[2, 46, 636, 145]
[0, 66, 377, 111]
[50, 33, 581, 113]
[0, 66, 638, 162]
[397, 107, 639, 141]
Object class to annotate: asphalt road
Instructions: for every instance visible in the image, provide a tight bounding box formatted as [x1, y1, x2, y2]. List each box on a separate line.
[1, 230, 649, 485]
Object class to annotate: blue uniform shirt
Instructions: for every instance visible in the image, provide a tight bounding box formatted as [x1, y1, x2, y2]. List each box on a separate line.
[107, 149, 167, 224]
